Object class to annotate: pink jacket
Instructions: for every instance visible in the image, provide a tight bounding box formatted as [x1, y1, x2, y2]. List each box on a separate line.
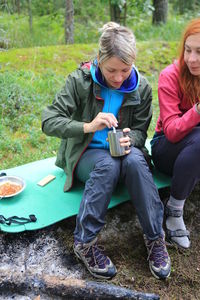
[155, 62, 200, 143]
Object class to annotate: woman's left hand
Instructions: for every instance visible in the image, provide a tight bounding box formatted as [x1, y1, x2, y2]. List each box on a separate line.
[119, 128, 131, 155]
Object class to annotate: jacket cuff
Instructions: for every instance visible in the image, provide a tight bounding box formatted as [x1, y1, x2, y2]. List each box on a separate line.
[69, 121, 85, 135]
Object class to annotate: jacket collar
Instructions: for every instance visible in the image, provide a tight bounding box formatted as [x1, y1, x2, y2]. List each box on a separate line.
[92, 81, 141, 106]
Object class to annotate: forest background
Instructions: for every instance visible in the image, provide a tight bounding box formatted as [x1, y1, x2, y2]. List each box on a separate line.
[1, 0, 200, 169]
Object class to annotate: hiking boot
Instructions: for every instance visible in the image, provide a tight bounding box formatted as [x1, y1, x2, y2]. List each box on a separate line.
[73, 237, 117, 279]
[144, 235, 171, 280]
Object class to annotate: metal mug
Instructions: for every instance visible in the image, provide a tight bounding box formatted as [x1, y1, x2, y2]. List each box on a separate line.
[107, 129, 126, 157]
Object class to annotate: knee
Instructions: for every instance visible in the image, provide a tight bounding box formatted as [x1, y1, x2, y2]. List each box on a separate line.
[125, 148, 148, 174]
[193, 139, 200, 153]
[182, 136, 200, 162]
[189, 128, 200, 152]
[95, 156, 121, 178]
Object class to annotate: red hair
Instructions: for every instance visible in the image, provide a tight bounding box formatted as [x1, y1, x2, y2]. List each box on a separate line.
[178, 18, 200, 105]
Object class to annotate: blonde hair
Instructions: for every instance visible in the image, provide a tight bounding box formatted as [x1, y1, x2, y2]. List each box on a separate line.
[98, 22, 136, 65]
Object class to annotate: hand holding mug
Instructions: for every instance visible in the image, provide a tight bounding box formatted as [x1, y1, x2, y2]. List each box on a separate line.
[119, 128, 131, 155]
[108, 128, 131, 157]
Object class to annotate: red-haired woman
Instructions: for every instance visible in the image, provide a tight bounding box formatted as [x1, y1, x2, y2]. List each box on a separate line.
[151, 18, 200, 249]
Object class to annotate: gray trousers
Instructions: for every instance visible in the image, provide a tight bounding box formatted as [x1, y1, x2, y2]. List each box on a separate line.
[74, 147, 164, 243]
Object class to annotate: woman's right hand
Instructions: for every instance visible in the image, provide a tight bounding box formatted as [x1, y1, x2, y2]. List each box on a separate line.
[84, 112, 118, 133]
[197, 103, 200, 113]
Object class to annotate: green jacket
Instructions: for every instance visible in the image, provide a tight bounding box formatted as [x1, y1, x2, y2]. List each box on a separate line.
[42, 63, 152, 191]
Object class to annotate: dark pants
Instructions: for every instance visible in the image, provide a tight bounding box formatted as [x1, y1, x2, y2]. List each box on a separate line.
[151, 127, 200, 200]
[74, 147, 164, 243]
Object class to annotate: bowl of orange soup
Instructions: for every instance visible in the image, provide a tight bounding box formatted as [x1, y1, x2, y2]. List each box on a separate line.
[0, 176, 26, 198]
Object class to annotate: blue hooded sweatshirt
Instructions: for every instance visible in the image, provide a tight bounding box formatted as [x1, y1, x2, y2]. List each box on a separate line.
[88, 61, 140, 149]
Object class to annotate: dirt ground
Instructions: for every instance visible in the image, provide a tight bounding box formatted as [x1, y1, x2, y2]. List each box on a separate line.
[0, 185, 199, 299]
[103, 186, 200, 300]
[65, 185, 200, 300]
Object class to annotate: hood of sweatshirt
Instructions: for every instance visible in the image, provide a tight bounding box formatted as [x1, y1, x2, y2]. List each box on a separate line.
[90, 59, 140, 93]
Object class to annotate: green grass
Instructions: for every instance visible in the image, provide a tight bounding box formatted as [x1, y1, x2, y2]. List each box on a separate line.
[0, 41, 178, 170]
[0, 44, 97, 74]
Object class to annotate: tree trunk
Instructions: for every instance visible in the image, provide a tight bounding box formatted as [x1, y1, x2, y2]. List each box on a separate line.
[27, 0, 33, 33]
[123, 1, 127, 26]
[65, 0, 74, 44]
[16, 0, 20, 14]
[178, 0, 185, 14]
[152, 0, 168, 25]
[178, 0, 196, 14]
[109, 0, 121, 24]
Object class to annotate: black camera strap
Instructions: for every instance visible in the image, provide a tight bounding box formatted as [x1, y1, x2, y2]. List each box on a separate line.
[0, 214, 37, 226]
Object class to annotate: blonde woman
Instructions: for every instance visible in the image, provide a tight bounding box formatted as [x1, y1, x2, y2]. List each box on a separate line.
[42, 22, 171, 280]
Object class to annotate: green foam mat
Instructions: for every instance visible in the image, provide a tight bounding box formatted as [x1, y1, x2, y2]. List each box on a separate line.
[0, 142, 171, 233]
